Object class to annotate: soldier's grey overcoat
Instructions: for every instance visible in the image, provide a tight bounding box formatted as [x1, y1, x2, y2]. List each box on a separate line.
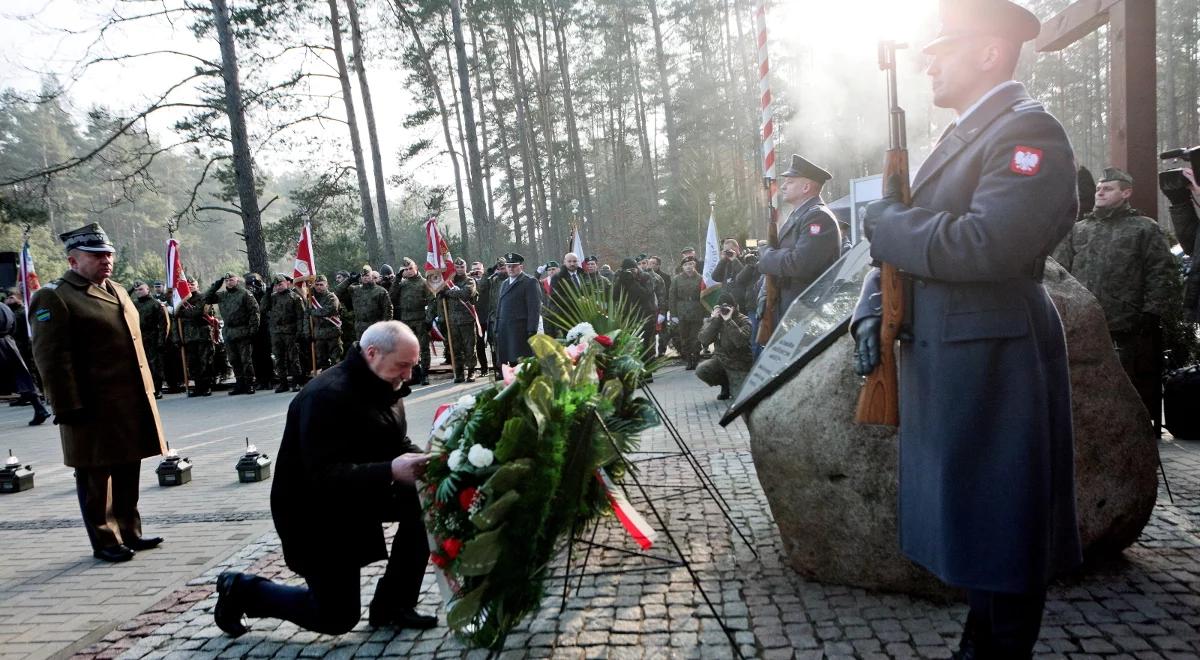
[758, 196, 842, 310]
[852, 82, 1082, 593]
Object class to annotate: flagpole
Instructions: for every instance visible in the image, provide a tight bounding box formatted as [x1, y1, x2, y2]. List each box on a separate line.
[754, 0, 780, 346]
[166, 236, 192, 394]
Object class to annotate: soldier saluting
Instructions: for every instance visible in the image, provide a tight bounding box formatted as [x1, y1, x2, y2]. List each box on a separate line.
[205, 272, 260, 395]
[852, 1, 1081, 656]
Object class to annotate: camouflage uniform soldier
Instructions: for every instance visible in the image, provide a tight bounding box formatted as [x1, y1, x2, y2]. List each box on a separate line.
[262, 274, 306, 392]
[205, 272, 260, 395]
[131, 281, 170, 398]
[177, 278, 216, 396]
[1054, 167, 1181, 431]
[309, 275, 343, 370]
[695, 293, 753, 400]
[440, 269, 479, 382]
[335, 269, 393, 341]
[668, 259, 705, 370]
[152, 281, 184, 393]
[390, 258, 434, 384]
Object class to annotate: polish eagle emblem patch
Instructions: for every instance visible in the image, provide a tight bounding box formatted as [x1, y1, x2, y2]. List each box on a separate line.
[808, 223, 822, 235]
[1010, 146, 1043, 176]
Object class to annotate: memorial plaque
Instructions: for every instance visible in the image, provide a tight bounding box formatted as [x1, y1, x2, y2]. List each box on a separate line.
[719, 240, 874, 426]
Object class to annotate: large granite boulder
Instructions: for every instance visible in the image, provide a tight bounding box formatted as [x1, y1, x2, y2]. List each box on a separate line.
[746, 260, 1157, 598]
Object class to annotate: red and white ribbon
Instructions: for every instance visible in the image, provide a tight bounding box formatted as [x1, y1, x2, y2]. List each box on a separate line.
[596, 468, 657, 550]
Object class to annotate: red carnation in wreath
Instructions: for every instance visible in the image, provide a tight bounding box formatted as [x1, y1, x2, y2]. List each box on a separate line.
[458, 487, 479, 511]
[442, 537, 464, 560]
[594, 335, 613, 347]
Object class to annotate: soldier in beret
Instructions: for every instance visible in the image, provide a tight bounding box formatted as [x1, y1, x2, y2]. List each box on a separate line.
[176, 277, 217, 396]
[308, 275, 344, 371]
[1054, 167, 1180, 432]
[30, 223, 167, 562]
[853, 1, 1081, 655]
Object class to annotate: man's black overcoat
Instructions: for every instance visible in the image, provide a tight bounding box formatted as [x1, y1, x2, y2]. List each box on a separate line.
[493, 272, 542, 365]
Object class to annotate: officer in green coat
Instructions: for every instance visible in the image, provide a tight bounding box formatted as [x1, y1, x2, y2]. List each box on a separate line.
[390, 258, 434, 384]
[308, 275, 343, 370]
[336, 269, 393, 341]
[205, 272, 260, 395]
[261, 274, 306, 393]
[177, 277, 216, 396]
[439, 266, 479, 382]
[1054, 167, 1181, 430]
[668, 258, 705, 370]
[131, 281, 170, 398]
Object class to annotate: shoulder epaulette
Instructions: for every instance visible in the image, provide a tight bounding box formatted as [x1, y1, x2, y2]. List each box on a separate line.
[43, 280, 60, 290]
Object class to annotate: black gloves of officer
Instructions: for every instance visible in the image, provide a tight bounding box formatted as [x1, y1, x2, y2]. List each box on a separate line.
[861, 174, 907, 243]
[853, 316, 882, 376]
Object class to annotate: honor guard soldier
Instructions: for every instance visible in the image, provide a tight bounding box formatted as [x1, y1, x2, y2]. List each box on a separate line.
[177, 277, 217, 396]
[390, 259, 435, 384]
[336, 269, 393, 342]
[669, 257, 706, 370]
[205, 272, 261, 395]
[30, 223, 167, 562]
[308, 275, 344, 370]
[493, 253, 542, 366]
[262, 274, 306, 393]
[439, 262, 479, 382]
[131, 280, 170, 399]
[757, 155, 843, 314]
[853, 1, 1082, 656]
[1054, 167, 1180, 431]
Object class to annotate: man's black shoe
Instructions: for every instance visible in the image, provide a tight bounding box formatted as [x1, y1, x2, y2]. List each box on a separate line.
[716, 388, 731, 401]
[419, 379, 430, 386]
[188, 390, 201, 398]
[246, 386, 256, 394]
[274, 384, 290, 394]
[127, 536, 163, 551]
[369, 606, 438, 629]
[454, 376, 465, 384]
[291, 385, 301, 392]
[30, 410, 51, 426]
[214, 572, 248, 637]
[228, 386, 246, 396]
[94, 545, 134, 563]
[154, 392, 163, 400]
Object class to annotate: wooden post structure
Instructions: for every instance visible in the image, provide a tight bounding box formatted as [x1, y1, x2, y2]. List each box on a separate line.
[1036, 0, 1158, 218]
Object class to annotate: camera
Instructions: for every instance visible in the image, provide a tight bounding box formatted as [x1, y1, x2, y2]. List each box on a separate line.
[1159, 146, 1200, 206]
[718, 304, 733, 313]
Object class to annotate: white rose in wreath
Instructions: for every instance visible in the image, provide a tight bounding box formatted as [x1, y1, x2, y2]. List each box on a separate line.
[467, 444, 495, 468]
[457, 394, 477, 410]
[566, 321, 597, 344]
[448, 448, 466, 471]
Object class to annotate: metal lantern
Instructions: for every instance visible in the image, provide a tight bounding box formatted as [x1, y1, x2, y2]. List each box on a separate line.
[0, 450, 34, 493]
[156, 448, 193, 487]
[235, 438, 271, 483]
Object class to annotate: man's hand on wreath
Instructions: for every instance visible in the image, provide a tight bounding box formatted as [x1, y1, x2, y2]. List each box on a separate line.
[392, 452, 430, 485]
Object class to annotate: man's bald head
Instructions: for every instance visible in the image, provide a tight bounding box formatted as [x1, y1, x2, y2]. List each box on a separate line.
[361, 321, 420, 387]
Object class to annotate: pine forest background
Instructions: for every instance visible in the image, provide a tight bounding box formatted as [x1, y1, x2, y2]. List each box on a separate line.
[0, 0, 1197, 284]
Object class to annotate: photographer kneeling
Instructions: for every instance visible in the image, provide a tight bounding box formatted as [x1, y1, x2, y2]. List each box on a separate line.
[214, 321, 436, 637]
[696, 293, 753, 401]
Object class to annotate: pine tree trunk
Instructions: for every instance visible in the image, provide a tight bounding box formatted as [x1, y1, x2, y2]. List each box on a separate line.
[466, 9, 496, 242]
[647, 0, 680, 194]
[327, 0, 381, 266]
[550, 3, 594, 242]
[211, 0, 268, 276]
[484, 40, 523, 246]
[504, 16, 540, 263]
[343, 0, 394, 265]
[450, 0, 490, 255]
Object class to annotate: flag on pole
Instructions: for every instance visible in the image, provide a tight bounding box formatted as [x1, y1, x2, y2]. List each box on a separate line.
[165, 238, 192, 309]
[570, 221, 585, 259]
[292, 222, 317, 281]
[701, 207, 720, 288]
[18, 239, 40, 334]
[424, 217, 457, 279]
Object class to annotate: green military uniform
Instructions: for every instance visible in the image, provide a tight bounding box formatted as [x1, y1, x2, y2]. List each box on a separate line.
[309, 281, 343, 370]
[390, 272, 434, 378]
[668, 269, 705, 369]
[1054, 179, 1181, 428]
[262, 276, 306, 392]
[440, 273, 479, 381]
[205, 275, 260, 394]
[695, 302, 754, 399]
[132, 288, 170, 396]
[336, 277, 393, 340]
[176, 288, 216, 396]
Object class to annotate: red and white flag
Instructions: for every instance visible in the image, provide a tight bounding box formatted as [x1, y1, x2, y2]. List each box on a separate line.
[596, 468, 657, 550]
[292, 222, 316, 281]
[424, 217, 456, 279]
[165, 238, 192, 310]
[18, 239, 40, 334]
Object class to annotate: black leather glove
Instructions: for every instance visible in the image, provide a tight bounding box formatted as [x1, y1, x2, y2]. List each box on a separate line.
[853, 316, 882, 376]
[350, 272, 362, 284]
[862, 174, 906, 243]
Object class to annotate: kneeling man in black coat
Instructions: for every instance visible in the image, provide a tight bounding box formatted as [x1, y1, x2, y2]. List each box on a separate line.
[214, 321, 435, 636]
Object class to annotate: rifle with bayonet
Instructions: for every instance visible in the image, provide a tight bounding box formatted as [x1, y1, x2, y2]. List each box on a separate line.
[855, 40, 911, 427]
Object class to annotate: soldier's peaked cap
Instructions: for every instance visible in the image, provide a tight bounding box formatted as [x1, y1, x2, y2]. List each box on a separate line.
[923, 0, 1041, 53]
[503, 252, 525, 265]
[780, 155, 832, 183]
[60, 223, 115, 253]
[1100, 167, 1134, 185]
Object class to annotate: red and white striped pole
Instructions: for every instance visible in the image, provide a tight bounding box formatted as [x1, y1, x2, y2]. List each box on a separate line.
[755, 0, 777, 195]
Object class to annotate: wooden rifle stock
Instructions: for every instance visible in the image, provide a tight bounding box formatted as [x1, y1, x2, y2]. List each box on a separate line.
[756, 188, 779, 346]
[855, 40, 909, 427]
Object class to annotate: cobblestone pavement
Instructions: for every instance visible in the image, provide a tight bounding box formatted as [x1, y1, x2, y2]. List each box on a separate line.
[4, 366, 1200, 659]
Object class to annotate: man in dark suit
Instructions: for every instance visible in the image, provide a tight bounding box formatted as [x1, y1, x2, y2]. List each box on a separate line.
[548, 252, 585, 333]
[213, 321, 434, 636]
[494, 252, 542, 366]
[852, 1, 1081, 657]
[757, 155, 843, 315]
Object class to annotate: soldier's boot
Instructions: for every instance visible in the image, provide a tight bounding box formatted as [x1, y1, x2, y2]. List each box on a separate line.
[454, 367, 465, 384]
[26, 394, 51, 426]
[274, 379, 290, 394]
[466, 368, 476, 383]
[228, 381, 246, 396]
[716, 384, 731, 401]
